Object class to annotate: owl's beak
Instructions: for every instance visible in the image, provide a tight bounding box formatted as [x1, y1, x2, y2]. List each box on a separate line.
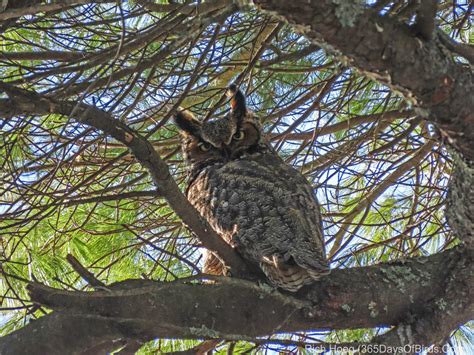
[222, 146, 231, 159]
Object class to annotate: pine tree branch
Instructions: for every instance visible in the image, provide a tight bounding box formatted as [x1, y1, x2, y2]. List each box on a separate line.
[0, 247, 471, 354]
[250, 0, 474, 161]
[0, 82, 252, 278]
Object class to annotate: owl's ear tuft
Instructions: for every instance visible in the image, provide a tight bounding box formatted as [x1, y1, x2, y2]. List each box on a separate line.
[174, 110, 201, 136]
[226, 83, 238, 95]
[226, 84, 247, 117]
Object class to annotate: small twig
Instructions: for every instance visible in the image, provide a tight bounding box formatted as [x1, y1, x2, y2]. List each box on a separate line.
[438, 30, 474, 64]
[66, 254, 106, 288]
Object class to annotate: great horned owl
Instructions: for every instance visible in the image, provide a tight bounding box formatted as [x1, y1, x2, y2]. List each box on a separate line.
[175, 85, 330, 291]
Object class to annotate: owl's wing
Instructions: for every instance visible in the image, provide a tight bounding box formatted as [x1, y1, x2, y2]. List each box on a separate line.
[256, 195, 330, 291]
[261, 158, 329, 273]
[227, 161, 330, 278]
[286, 196, 330, 274]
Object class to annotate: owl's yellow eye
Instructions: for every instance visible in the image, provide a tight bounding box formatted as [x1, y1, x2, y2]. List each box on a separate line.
[198, 142, 211, 152]
[232, 129, 245, 141]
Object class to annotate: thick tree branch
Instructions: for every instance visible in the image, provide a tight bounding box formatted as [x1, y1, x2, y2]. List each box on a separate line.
[446, 151, 474, 248]
[371, 247, 473, 352]
[251, 0, 474, 160]
[0, 247, 471, 354]
[0, 83, 252, 277]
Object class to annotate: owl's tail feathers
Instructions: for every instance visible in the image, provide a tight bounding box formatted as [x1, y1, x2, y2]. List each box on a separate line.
[293, 255, 331, 281]
[202, 251, 229, 276]
[260, 256, 330, 292]
[306, 265, 331, 281]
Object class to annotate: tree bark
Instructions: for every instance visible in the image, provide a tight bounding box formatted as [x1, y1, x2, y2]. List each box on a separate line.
[251, 0, 474, 161]
[446, 151, 474, 248]
[0, 247, 472, 354]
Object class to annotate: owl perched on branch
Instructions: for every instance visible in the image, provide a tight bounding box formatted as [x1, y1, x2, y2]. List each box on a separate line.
[175, 85, 330, 292]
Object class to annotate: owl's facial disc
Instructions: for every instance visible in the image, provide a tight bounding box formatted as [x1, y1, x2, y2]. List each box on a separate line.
[226, 121, 261, 158]
[200, 118, 237, 148]
[183, 138, 222, 165]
